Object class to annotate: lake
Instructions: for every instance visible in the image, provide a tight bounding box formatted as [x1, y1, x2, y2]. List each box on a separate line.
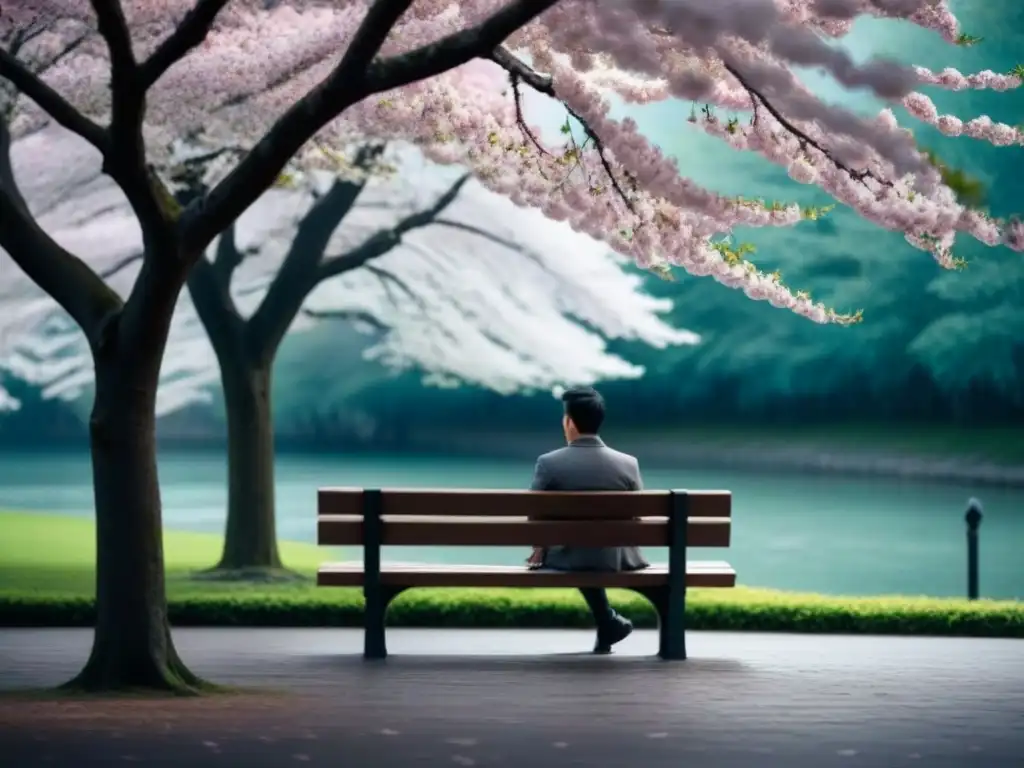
[0, 450, 1021, 600]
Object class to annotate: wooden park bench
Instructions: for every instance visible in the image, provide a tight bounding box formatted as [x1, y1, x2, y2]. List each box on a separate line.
[316, 488, 735, 660]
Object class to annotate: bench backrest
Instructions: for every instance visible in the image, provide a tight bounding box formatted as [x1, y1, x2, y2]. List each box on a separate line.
[317, 488, 732, 548]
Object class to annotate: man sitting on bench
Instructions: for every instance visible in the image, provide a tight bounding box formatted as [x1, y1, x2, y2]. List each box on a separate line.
[526, 385, 649, 654]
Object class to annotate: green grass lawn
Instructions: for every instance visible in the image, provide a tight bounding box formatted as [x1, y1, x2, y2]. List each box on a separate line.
[2, 509, 1020, 616]
[0, 509, 775, 605]
[0, 511, 343, 598]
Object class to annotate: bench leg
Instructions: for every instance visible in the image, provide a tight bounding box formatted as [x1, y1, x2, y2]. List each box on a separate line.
[364, 589, 386, 660]
[636, 586, 687, 661]
[363, 586, 407, 660]
[660, 588, 687, 661]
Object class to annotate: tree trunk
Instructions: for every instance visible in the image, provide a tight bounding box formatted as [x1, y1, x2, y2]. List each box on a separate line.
[65, 356, 208, 694]
[212, 358, 288, 576]
[187, 257, 297, 580]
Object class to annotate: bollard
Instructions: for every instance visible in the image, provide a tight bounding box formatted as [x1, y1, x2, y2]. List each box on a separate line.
[964, 498, 983, 601]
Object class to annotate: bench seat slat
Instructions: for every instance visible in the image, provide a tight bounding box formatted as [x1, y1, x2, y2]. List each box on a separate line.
[318, 488, 732, 519]
[317, 561, 737, 589]
[317, 514, 731, 548]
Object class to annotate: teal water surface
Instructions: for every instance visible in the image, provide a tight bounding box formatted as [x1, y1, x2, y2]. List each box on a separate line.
[0, 450, 1021, 600]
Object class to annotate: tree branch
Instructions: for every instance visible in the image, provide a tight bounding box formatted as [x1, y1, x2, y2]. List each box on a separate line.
[212, 221, 246, 282]
[364, 263, 422, 310]
[0, 117, 28, 213]
[487, 46, 636, 214]
[225, 166, 472, 365]
[364, 0, 559, 92]
[300, 307, 389, 333]
[90, 0, 140, 139]
[243, 173, 371, 361]
[432, 217, 521, 251]
[98, 251, 143, 280]
[317, 173, 472, 281]
[335, 0, 416, 77]
[1, 28, 90, 129]
[0, 111, 122, 350]
[179, 84, 369, 254]
[721, 60, 889, 190]
[186, 251, 245, 356]
[140, 0, 233, 89]
[182, 0, 557, 255]
[41, 32, 90, 72]
[88, 1, 176, 247]
[0, 186, 122, 351]
[508, 71, 549, 156]
[317, 230, 398, 282]
[89, 1, 136, 77]
[0, 47, 109, 154]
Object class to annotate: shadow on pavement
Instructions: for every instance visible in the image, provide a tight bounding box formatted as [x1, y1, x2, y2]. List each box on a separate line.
[300, 652, 749, 676]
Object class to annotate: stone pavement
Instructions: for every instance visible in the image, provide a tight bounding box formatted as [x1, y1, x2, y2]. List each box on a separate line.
[0, 628, 1022, 767]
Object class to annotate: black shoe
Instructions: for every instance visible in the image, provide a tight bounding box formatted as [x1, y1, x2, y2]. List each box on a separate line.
[594, 616, 633, 654]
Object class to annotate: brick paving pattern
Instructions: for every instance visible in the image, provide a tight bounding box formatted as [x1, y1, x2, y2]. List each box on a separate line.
[0, 628, 1021, 767]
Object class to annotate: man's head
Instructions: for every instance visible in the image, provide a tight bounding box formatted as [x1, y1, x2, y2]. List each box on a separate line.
[561, 385, 605, 443]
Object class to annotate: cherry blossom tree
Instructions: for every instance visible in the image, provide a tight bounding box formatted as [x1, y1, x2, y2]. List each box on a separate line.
[1, 126, 697, 577]
[0, 0, 1020, 693]
[0, 0, 564, 695]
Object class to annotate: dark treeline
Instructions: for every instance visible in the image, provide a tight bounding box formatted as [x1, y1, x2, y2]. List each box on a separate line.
[0, 379, 88, 448]
[5, 363, 1018, 452]
[321, 365, 1024, 448]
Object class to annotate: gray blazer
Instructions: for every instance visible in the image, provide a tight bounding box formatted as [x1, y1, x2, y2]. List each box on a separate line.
[530, 435, 650, 572]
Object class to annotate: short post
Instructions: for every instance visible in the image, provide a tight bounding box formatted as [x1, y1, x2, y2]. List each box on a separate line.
[964, 498, 983, 601]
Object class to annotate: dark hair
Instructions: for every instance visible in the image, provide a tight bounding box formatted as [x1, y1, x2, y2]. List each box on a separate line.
[561, 385, 605, 435]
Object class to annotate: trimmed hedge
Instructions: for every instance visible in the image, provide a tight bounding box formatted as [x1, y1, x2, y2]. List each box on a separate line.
[1, 587, 1022, 637]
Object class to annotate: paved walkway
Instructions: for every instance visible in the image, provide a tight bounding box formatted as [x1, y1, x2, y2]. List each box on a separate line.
[1, 628, 1022, 767]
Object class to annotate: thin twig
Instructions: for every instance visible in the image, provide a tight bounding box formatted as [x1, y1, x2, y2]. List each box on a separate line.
[301, 307, 389, 332]
[488, 46, 636, 214]
[98, 252, 143, 280]
[722, 60, 889, 190]
[509, 73, 549, 156]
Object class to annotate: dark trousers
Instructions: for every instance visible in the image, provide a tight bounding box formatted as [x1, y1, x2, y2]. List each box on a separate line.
[578, 587, 615, 626]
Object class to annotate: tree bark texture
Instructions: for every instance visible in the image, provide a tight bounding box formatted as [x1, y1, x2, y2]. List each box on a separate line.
[4, 109, 209, 691]
[186, 179, 371, 577]
[187, 257, 288, 577]
[216, 356, 283, 573]
[66, 337, 205, 693]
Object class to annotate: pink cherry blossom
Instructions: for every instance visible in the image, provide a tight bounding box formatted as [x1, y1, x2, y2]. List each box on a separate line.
[0, 0, 1021, 328]
[788, 158, 818, 185]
